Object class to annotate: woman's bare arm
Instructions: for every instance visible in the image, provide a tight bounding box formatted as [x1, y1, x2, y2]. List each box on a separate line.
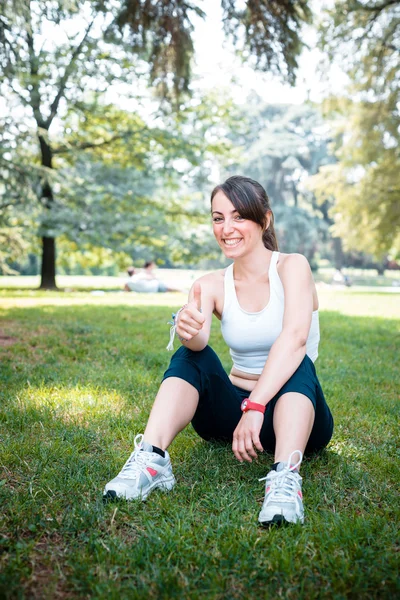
[248, 254, 314, 406]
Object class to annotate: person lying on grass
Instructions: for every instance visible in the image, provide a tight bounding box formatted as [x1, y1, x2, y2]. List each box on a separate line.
[124, 262, 184, 293]
[104, 175, 334, 527]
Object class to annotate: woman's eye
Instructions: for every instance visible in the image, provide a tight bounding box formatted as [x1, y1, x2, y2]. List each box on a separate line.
[234, 215, 245, 221]
[212, 217, 223, 223]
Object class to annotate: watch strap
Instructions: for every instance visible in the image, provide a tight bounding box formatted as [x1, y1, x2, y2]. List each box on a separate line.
[241, 398, 266, 414]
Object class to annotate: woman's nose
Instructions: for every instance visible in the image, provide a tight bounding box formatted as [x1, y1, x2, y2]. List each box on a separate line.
[222, 218, 234, 234]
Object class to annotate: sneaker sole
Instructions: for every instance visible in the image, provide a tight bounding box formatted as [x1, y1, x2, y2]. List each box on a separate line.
[103, 475, 176, 502]
[259, 514, 288, 527]
[259, 514, 304, 527]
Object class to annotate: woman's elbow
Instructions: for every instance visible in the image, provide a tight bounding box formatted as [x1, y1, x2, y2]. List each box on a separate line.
[283, 328, 308, 351]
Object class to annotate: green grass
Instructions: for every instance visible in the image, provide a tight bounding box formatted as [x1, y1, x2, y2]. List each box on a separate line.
[0, 291, 399, 599]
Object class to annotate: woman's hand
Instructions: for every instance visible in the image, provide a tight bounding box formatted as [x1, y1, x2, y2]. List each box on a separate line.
[232, 411, 264, 462]
[176, 282, 205, 342]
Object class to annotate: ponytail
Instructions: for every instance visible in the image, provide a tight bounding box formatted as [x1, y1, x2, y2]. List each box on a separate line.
[262, 212, 279, 251]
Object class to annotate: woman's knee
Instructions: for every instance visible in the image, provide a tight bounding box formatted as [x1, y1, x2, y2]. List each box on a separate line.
[171, 344, 222, 368]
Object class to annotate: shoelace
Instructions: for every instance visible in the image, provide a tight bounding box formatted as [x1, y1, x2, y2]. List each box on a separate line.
[118, 434, 152, 480]
[259, 449, 303, 501]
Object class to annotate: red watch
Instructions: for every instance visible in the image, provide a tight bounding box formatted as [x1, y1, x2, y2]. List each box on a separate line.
[241, 398, 266, 414]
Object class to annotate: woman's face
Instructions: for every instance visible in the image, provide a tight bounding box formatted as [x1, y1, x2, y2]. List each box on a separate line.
[211, 190, 264, 259]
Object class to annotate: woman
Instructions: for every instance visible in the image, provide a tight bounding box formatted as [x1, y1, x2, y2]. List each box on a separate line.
[104, 176, 334, 526]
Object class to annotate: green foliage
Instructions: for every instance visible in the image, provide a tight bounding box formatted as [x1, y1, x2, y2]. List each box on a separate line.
[313, 0, 400, 259]
[0, 0, 315, 286]
[221, 0, 312, 85]
[109, 0, 205, 102]
[0, 130, 43, 273]
[0, 291, 399, 597]
[224, 101, 333, 264]
[274, 205, 327, 268]
[0, 1, 244, 280]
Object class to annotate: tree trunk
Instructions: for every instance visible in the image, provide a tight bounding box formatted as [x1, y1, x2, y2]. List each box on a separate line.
[38, 133, 57, 289]
[40, 236, 57, 288]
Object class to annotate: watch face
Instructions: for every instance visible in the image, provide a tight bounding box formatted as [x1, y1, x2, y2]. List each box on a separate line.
[241, 399, 248, 411]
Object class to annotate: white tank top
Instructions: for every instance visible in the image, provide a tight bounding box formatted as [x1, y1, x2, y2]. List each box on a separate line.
[220, 251, 320, 374]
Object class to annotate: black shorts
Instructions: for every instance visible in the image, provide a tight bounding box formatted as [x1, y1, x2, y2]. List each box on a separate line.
[163, 345, 333, 454]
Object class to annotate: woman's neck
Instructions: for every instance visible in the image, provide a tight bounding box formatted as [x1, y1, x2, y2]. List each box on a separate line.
[233, 247, 274, 281]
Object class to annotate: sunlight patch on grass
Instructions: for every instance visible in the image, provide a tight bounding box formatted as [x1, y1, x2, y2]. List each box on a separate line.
[13, 385, 132, 424]
[318, 288, 399, 318]
[0, 291, 188, 309]
[1, 287, 399, 319]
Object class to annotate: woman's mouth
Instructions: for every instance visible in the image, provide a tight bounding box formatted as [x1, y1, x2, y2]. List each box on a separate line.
[223, 238, 242, 247]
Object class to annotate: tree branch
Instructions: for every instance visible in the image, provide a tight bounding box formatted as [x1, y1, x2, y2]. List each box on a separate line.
[52, 127, 148, 154]
[27, 34, 45, 127]
[45, 18, 95, 129]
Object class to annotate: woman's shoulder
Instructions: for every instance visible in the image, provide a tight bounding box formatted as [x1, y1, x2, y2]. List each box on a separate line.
[277, 253, 314, 286]
[191, 270, 226, 317]
[277, 252, 311, 272]
[194, 269, 226, 287]
[193, 270, 225, 305]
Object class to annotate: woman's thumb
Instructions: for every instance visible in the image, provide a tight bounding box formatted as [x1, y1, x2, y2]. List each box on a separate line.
[193, 282, 202, 311]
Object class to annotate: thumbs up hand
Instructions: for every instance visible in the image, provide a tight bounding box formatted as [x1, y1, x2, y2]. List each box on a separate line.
[176, 281, 206, 342]
[192, 281, 202, 312]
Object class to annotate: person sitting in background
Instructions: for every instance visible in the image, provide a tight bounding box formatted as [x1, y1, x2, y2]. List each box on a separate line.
[124, 265, 159, 293]
[124, 262, 183, 293]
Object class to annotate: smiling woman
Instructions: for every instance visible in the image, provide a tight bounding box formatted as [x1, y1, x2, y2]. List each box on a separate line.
[211, 176, 278, 256]
[104, 175, 333, 528]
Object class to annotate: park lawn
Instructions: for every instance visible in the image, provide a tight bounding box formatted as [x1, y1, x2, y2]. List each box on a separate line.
[0, 291, 399, 599]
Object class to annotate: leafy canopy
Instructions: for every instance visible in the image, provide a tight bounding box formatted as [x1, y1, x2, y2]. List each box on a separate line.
[311, 0, 400, 258]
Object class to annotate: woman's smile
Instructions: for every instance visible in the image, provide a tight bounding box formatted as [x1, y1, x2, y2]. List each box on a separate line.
[223, 238, 242, 247]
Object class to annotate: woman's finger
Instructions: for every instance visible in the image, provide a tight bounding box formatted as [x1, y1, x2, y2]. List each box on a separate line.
[252, 431, 264, 453]
[182, 306, 205, 325]
[177, 324, 199, 338]
[232, 436, 242, 462]
[245, 436, 258, 458]
[237, 437, 252, 463]
[180, 316, 203, 331]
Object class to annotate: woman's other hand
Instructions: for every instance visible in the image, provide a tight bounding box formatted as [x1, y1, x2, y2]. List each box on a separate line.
[232, 411, 264, 462]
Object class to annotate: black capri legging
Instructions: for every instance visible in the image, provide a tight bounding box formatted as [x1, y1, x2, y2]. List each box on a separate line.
[163, 345, 333, 454]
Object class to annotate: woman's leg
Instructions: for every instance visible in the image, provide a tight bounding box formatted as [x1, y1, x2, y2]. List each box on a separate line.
[143, 377, 199, 450]
[258, 357, 333, 525]
[259, 356, 334, 460]
[160, 345, 245, 444]
[258, 393, 315, 526]
[273, 392, 315, 467]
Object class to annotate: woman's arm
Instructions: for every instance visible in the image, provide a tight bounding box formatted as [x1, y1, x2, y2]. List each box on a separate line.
[175, 275, 216, 352]
[232, 254, 315, 462]
[248, 254, 314, 405]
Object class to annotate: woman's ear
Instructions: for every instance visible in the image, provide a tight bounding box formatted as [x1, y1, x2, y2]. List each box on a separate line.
[264, 211, 272, 231]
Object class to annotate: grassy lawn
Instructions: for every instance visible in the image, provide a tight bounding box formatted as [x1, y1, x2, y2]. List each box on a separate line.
[0, 290, 399, 599]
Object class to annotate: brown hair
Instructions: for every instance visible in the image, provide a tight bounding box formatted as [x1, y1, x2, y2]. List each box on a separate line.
[210, 176, 279, 251]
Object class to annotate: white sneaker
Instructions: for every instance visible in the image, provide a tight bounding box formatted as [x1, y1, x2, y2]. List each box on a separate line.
[103, 434, 176, 501]
[258, 450, 304, 526]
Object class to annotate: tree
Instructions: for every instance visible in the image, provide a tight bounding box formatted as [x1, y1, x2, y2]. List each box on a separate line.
[0, 0, 312, 288]
[0, 125, 42, 274]
[311, 0, 400, 259]
[223, 101, 332, 266]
